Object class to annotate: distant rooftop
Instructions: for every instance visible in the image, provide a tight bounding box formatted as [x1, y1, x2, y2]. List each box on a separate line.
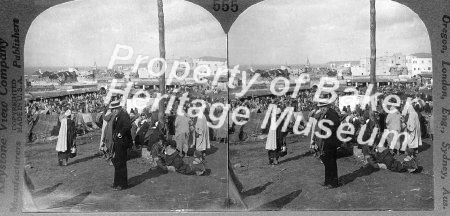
[198, 56, 227, 62]
[410, 53, 432, 58]
[326, 60, 360, 65]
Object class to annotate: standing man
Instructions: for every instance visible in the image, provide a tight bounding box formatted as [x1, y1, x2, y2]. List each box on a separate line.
[174, 109, 191, 157]
[385, 102, 402, 153]
[110, 100, 132, 191]
[265, 108, 281, 165]
[27, 106, 39, 142]
[315, 95, 341, 188]
[404, 103, 422, 157]
[55, 109, 76, 166]
[194, 106, 211, 160]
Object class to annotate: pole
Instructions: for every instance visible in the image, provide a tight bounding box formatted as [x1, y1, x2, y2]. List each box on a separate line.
[370, 0, 377, 95]
[157, 0, 166, 127]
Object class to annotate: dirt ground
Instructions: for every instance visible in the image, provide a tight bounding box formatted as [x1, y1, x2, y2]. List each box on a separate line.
[24, 131, 228, 212]
[230, 134, 434, 211]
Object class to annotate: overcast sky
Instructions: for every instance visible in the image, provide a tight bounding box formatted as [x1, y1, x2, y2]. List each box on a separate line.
[229, 0, 431, 65]
[26, 0, 431, 68]
[25, 0, 226, 67]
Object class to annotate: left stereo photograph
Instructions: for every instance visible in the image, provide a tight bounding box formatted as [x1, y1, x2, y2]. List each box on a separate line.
[23, 0, 229, 212]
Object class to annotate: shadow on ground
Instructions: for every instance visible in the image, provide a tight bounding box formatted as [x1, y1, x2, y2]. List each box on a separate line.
[68, 155, 99, 166]
[252, 189, 302, 211]
[206, 145, 219, 155]
[338, 166, 379, 186]
[278, 151, 314, 165]
[419, 141, 431, 153]
[47, 191, 92, 210]
[241, 182, 273, 198]
[33, 183, 63, 198]
[127, 168, 166, 189]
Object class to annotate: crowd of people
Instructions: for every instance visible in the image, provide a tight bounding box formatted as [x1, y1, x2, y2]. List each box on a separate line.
[26, 92, 106, 115]
[26, 92, 106, 141]
[39, 86, 231, 191]
[253, 83, 432, 188]
[27, 78, 433, 191]
[145, 81, 227, 97]
[230, 90, 317, 113]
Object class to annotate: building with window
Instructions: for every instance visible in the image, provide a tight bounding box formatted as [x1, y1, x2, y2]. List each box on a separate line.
[352, 53, 407, 76]
[406, 53, 432, 77]
[351, 53, 431, 77]
[192, 56, 227, 76]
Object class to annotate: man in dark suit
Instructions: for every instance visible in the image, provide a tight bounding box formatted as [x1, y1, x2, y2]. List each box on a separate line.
[110, 100, 132, 191]
[315, 94, 341, 188]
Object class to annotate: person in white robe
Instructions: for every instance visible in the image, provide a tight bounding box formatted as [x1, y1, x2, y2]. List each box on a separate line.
[385, 104, 402, 152]
[174, 110, 192, 157]
[56, 109, 76, 166]
[194, 112, 211, 159]
[265, 108, 282, 165]
[405, 103, 422, 157]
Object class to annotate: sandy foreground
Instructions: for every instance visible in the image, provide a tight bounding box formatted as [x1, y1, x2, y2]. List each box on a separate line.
[22, 129, 434, 211]
[230, 134, 433, 211]
[24, 131, 228, 212]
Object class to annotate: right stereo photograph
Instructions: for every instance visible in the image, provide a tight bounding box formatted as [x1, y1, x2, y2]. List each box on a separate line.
[227, 0, 433, 211]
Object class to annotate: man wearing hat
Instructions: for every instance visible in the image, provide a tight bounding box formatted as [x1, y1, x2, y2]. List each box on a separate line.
[314, 93, 341, 188]
[110, 100, 132, 190]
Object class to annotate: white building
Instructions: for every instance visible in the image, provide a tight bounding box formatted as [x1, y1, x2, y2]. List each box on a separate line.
[350, 65, 367, 76]
[131, 56, 227, 79]
[138, 62, 171, 79]
[192, 56, 227, 76]
[328, 61, 357, 70]
[351, 53, 409, 76]
[406, 53, 432, 77]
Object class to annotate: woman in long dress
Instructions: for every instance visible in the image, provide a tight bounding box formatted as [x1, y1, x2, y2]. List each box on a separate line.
[55, 109, 76, 166]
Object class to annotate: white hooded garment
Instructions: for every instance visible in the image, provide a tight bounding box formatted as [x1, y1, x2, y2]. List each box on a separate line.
[56, 116, 68, 152]
[195, 113, 211, 151]
[405, 105, 422, 149]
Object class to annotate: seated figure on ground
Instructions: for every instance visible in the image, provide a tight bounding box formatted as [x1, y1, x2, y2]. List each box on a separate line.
[367, 145, 419, 173]
[155, 140, 207, 176]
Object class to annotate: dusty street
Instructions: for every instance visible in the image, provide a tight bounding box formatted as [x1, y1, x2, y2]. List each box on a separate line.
[24, 131, 228, 212]
[230, 134, 433, 211]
